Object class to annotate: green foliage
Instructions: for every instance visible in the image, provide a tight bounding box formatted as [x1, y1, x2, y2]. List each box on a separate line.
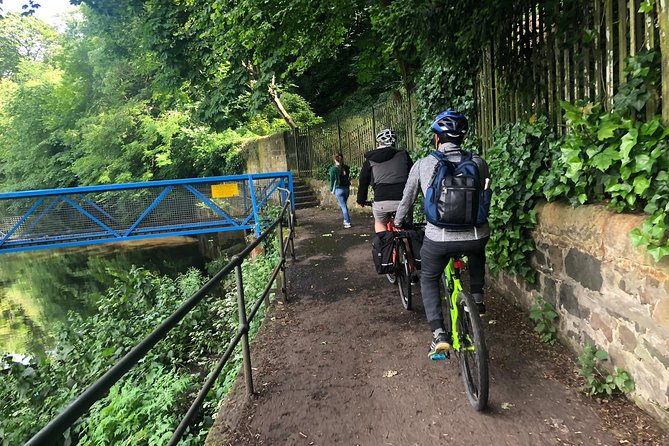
[483, 49, 669, 279]
[316, 161, 331, 182]
[550, 51, 669, 261]
[0, 3, 329, 192]
[414, 63, 476, 151]
[138, 0, 366, 124]
[0, 236, 281, 445]
[578, 343, 635, 397]
[0, 12, 59, 77]
[77, 368, 193, 446]
[486, 116, 557, 282]
[246, 92, 324, 136]
[528, 296, 559, 345]
[613, 50, 661, 115]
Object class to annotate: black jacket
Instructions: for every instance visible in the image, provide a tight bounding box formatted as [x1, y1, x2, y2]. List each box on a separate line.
[356, 146, 413, 204]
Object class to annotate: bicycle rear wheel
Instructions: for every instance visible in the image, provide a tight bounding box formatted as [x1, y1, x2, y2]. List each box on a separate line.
[396, 243, 412, 310]
[455, 291, 489, 411]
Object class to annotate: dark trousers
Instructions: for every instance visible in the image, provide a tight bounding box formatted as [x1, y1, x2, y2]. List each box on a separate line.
[419, 236, 489, 331]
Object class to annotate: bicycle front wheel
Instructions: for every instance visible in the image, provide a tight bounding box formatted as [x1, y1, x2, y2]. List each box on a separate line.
[396, 243, 412, 310]
[455, 291, 489, 411]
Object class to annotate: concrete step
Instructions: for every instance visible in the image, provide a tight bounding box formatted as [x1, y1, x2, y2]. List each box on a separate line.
[295, 199, 319, 209]
[291, 179, 319, 209]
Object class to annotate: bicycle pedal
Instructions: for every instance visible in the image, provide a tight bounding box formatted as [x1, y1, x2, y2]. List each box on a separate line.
[430, 352, 449, 360]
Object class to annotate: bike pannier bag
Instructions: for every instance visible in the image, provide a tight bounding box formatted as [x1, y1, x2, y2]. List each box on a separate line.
[371, 230, 395, 274]
[405, 229, 424, 270]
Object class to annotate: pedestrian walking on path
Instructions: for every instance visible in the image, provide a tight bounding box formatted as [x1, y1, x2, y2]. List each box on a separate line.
[329, 153, 352, 228]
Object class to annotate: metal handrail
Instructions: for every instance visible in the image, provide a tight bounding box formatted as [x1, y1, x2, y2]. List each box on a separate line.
[24, 196, 296, 446]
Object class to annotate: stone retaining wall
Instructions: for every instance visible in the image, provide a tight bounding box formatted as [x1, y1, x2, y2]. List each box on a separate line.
[489, 201, 669, 428]
[241, 133, 288, 174]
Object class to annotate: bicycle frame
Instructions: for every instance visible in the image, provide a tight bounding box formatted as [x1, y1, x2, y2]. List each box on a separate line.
[443, 257, 466, 351]
[441, 256, 489, 411]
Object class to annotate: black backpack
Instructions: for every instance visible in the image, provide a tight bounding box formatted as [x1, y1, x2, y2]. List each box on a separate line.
[338, 164, 351, 188]
[424, 151, 491, 229]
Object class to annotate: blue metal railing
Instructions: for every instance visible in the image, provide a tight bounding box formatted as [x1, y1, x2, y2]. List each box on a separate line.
[0, 173, 294, 253]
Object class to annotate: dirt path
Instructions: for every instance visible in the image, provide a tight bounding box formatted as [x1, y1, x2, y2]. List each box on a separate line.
[206, 207, 667, 446]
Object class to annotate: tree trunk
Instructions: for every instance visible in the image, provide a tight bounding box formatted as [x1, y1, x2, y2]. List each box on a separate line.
[269, 76, 297, 129]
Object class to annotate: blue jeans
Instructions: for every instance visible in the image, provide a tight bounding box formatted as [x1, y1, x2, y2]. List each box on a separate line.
[334, 187, 350, 224]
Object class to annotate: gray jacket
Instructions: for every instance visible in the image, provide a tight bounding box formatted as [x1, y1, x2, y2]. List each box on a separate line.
[394, 142, 491, 242]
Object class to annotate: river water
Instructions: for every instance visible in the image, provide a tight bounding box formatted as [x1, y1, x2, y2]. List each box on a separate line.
[0, 237, 206, 356]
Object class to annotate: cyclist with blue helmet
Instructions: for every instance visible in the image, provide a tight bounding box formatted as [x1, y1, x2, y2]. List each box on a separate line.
[394, 110, 491, 360]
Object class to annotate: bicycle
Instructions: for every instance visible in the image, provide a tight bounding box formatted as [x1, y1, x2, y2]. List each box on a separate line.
[384, 221, 421, 311]
[365, 201, 420, 311]
[437, 256, 489, 411]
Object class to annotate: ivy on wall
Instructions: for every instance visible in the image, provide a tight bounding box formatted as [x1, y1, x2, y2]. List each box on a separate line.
[486, 117, 558, 282]
[485, 49, 668, 282]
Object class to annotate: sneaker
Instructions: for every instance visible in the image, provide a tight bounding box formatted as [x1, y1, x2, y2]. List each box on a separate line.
[464, 301, 486, 315]
[428, 332, 451, 359]
[343, 222, 351, 228]
[472, 293, 486, 315]
[476, 301, 486, 315]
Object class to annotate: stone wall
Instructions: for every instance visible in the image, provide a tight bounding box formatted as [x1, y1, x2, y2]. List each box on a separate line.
[489, 201, 669, 428]
[242, 133, 288, 174]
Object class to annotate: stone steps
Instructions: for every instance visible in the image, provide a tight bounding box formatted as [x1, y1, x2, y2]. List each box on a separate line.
[292, 178, 319, 209]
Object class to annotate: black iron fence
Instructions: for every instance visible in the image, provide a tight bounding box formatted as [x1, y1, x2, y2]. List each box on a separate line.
[285, 96, 416, 178]
[24, 194, 296, 446]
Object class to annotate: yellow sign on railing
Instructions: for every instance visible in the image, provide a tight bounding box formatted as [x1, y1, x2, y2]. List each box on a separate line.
[211, 183, 239, 198]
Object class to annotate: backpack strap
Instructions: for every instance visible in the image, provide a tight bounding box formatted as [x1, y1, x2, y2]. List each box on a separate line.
[427, 151, 454, 188]
[459, 150, 473, 162]
[427, 151, 443, 188]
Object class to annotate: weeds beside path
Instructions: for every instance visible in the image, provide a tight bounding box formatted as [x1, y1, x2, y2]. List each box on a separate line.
[206, 206, 667, 446]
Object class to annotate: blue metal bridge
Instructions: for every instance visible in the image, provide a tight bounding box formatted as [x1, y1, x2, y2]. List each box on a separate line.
[0, 172, 294, 254]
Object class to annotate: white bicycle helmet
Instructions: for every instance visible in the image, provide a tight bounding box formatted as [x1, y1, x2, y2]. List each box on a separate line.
[375, 128, 396, 147]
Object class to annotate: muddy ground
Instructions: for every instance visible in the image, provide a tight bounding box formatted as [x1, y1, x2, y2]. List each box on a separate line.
[205, 206, 667, 446]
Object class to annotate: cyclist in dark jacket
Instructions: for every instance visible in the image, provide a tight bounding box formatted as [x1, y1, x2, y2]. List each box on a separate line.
[356, 129, 413, 233]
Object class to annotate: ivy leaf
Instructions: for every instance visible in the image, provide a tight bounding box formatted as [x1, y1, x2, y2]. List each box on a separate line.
[647, 245, 669, 262]
[629, 228, 646, 246]
[640, 118, 661, 136]
[597, 119, 620, 140]
[590, 146, 620, 171]
[632, 175, 651, 195]
[632, 154, 653, 174]
[619, 129, 638, 165]
[638, 0, 655, 13]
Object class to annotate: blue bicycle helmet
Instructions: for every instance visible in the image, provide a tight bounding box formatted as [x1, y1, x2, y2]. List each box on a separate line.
[430, 110, 468, 138]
